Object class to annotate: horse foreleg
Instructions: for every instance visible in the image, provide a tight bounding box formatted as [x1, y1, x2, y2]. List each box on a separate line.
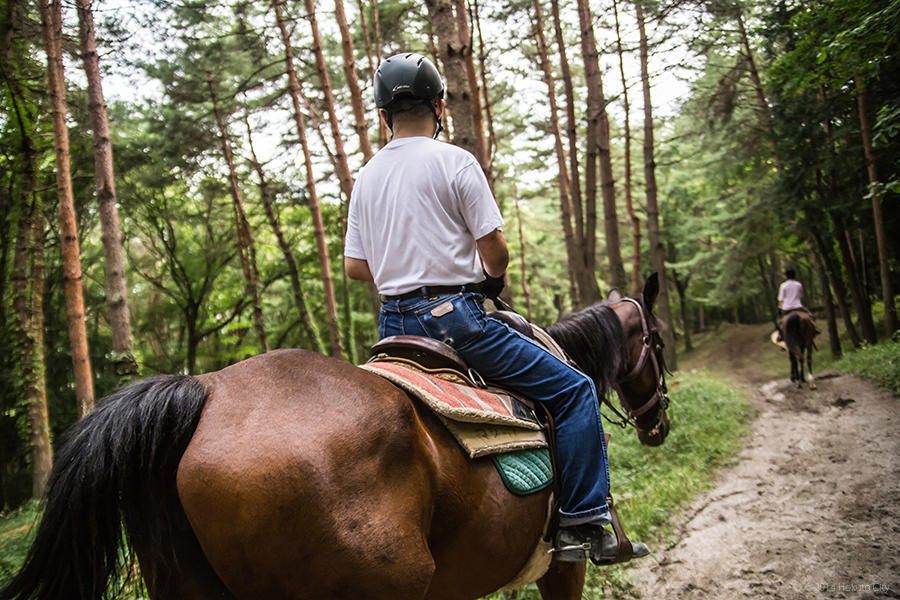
[536, 560, 586, 600]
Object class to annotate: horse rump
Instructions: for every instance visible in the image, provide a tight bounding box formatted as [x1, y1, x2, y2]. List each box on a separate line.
[0, 375, 208, 600]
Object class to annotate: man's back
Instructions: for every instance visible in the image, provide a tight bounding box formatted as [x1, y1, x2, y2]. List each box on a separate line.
[345, 136, 501, 296]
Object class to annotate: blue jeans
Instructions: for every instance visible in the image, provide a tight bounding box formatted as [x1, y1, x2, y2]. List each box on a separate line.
[380, 291, 611, 525]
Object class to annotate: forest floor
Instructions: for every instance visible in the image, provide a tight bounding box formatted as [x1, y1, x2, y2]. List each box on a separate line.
[621, 323, 900, 599]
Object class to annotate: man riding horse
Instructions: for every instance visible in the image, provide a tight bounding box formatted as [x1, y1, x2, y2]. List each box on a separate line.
[344, 52, 649, 564]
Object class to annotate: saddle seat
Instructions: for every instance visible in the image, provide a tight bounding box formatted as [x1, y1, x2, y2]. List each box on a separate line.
[369, 311, 539, 376]
[370, 335, 469, 373]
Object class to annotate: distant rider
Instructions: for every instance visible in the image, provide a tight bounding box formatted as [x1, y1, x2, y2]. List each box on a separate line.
[776, 268, 814, 339]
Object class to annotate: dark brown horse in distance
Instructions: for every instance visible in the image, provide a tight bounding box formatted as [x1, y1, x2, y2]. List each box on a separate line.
[1, 276, 670, 600]
[783, 310, 817, 389]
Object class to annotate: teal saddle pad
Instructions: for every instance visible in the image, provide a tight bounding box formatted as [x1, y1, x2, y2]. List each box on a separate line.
[490, 448, 553, 495]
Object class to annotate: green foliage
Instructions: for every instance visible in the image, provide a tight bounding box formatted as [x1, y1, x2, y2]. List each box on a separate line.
[833, 339, 900, 394]
[0, 500, 41, 582]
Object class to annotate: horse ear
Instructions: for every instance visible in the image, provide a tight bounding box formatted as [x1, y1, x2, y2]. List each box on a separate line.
[607, 288, 622, 301]
[643, 272, 659, 311]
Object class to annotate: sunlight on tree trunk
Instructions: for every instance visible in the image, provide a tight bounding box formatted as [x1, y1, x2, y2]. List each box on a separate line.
[76, 0, 138, 382]
[38, 0, 95, 416]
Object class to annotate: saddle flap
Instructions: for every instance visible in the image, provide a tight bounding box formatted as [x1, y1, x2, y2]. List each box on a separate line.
[370, 335, 468, 373]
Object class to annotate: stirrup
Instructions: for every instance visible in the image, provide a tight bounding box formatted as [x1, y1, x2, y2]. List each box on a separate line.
[591, 495, 649, 565]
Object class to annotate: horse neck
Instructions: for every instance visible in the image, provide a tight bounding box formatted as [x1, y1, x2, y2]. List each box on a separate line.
[545, 302, 624, 396]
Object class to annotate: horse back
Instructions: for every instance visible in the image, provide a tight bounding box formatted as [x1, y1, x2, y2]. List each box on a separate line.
[177, 349, 549, 599]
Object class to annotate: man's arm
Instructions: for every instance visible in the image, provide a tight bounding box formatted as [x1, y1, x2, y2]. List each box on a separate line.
[476, 229, 509, 277]
[344, 256, 374, 282]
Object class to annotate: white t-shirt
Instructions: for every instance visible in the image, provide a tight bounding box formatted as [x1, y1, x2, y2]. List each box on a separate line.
[344, 137, 504, 296]
[778, 279, 804, 311]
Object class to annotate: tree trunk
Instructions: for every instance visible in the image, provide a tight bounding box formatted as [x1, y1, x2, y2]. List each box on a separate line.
[531, 0, 579, 306]
[207, 72, 269, 353]
[245, 115, 324, 354]
[38, 0, 95, 416]
[512, 191, 534, 321]
[831, 210, 877, 344]
[10, 137, 53, 499]
[807, 239, 841, 359]
[673, 271, 692, 352]
[370, 0, 389, 147]
[810, 221, 861, 348]
[855, 76, 897, 335]
[425, 0, 485, 162]
[273, 0, 345, 359]
[334, 0, 375, 164]
[636, 0, 676, 368]
[451, 0, 489, 177]
[75, 0, 137, 381]
[549, 0, 583, 258]
[613, 0, 641, 296]
[472, 0, 497, 166]
[736, 9, 780, 171]
[576, 0, 621, 299]
[304, 0, 356, 205]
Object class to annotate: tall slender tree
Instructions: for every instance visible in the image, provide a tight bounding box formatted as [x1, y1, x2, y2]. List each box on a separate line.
[272, 0, 344, 358]
[577, 0, 624, 296]
[75, 0, 137, 380]
[38, 0, 95, 416]
[854, 76, 897, 335]
[636, 0, 676, 367]
[244, 113, 324, 354]
[531, 0, 579, 304]
[207, 72, 269, 353]
[3, 0, 52, 497]
[613, 0, 642, 296]
[335, 0, 374, 163]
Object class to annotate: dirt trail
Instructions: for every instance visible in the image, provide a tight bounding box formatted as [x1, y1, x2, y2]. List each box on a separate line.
[623, 325, 900, 599]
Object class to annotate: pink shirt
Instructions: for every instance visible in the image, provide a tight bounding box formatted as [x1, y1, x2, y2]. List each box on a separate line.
[778, 279, 804, 311]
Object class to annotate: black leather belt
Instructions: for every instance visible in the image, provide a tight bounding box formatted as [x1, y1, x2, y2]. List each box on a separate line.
[380, 283, 483, 302]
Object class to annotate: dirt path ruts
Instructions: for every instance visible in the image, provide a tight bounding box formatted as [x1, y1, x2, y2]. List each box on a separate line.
[623, 368, 900, 599]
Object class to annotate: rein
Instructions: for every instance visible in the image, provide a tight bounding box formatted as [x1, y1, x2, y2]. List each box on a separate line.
[604, 297, 670, 432]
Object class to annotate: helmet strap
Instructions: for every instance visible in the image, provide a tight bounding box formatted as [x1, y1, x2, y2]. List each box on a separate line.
[428, 102, 443, 140]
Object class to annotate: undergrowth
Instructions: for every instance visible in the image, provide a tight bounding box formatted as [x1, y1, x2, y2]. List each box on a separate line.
[489, 371, 752, 599]
[832, 338, 900, 395]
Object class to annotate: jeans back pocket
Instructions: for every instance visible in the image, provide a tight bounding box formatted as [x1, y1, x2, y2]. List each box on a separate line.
[414, 295, 484, 347]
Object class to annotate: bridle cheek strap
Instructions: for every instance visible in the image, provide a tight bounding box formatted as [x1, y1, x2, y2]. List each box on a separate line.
[610, 297, 670, 429]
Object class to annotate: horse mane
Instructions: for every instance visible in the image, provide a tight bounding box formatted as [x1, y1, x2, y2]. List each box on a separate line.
[545, 301, 625, 399]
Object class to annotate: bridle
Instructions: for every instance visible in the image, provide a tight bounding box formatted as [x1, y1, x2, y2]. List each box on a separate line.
[603, 297, 670, 436]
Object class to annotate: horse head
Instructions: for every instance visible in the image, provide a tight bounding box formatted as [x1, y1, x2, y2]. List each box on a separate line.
[546, 274, 671, 447]
[607, 273, 671, 446]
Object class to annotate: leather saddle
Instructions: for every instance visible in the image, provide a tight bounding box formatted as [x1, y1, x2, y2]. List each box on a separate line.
[369, 311, 536, 375]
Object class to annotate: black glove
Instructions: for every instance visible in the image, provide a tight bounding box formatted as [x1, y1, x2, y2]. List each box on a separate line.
[482, 269, 505, 299]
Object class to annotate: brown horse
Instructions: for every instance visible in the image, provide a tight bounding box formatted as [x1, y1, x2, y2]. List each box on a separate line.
[783, 310, 817, 389]
[1, 276, 670, 600]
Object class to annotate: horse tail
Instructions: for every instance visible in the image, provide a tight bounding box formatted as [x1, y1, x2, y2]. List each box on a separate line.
[0, 375, 207, 600]
[783, 313, 804, 357]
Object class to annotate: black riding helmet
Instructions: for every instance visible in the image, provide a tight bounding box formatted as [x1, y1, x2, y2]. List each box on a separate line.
[374, 52, 445, 137]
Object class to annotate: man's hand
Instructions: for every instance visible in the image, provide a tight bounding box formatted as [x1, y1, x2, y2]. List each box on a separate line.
[482, 269, 505, 299]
